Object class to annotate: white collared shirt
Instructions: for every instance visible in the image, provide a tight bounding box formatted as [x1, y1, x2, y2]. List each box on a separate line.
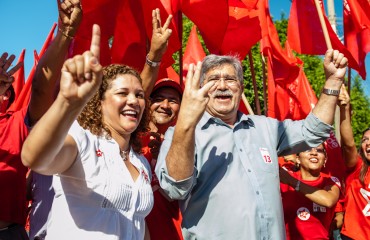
[46, 121, 153, 240]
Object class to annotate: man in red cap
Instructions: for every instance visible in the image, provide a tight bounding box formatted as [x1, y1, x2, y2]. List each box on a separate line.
[142, 77, 184, 240]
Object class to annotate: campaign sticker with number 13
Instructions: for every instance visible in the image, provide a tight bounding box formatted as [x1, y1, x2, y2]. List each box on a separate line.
[259, 147, 272, 164]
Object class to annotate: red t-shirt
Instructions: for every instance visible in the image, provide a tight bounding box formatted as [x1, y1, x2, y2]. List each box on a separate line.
[281, 171, 341, 240]
[141, 133, 183, 240]
[0, 108, 29, 225]
[341, 157, 370, 240]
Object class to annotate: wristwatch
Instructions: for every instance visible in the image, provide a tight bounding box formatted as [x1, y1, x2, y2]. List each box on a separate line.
[145, 54, 161, 67]
[295, 180, 301, 191]
[322, 88, 340, 96]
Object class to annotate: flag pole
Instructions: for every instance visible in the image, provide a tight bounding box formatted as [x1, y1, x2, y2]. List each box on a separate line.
[262, 55, 267, 116]
[242, 93, 255, 115]
[248, 51, 261, 115]
[178, 11, 183, 86]
[314, 0, 343, 142]
[314, 0, 332, 49]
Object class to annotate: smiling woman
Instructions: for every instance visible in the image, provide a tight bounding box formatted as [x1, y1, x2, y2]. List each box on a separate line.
[279, 144, 341, 240]
[21, 25, 153, 240]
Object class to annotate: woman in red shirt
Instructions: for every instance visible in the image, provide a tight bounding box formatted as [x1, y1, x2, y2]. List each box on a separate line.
[339, 84, 370, 240]
[280, 144, 341, 240]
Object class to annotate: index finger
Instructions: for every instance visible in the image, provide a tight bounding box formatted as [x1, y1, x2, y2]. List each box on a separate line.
[90, 24, 101, 61]
[162, 14, 173, 30]
[7, 61, 23, 76]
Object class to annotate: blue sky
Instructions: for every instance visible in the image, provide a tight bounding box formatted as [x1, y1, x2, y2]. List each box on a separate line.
[0, 0, 368, 95]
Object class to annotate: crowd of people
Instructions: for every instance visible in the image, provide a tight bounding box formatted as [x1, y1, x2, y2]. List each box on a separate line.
[1, 0, 369, 239]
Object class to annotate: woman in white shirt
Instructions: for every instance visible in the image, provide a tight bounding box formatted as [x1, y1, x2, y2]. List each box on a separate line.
[22, 24, 153, 240]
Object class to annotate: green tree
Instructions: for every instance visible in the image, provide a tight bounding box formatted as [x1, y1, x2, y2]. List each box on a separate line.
[349, 76, 370, 146]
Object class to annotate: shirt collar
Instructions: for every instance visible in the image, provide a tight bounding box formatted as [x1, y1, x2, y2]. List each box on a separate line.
[199, 111, 255, 130]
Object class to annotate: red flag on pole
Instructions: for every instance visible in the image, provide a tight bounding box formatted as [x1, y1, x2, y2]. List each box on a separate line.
[287, 0, 360, 72]
[183, 25, 206, 77]
[343, 0, 370, 79]
[8, 24, 56, 112]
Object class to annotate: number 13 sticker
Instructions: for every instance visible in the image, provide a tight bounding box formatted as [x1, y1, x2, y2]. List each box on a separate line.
[259, 148, 272, 164]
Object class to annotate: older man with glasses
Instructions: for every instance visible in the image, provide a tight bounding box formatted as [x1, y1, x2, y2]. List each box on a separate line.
[155, 50, 348, 240]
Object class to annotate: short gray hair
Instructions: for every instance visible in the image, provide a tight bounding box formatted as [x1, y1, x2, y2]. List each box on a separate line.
[200, 54, 244, 86]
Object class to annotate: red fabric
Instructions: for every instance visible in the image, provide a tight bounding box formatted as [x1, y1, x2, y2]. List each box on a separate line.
[181, 0, 229, 54]
[341, 158, 370, 240]
[261, 12, 307, 120]
[281, 171, 340, 240]
[183, 25, 206, 77]
[238, 99, 250, 115]
[343, 0, 370, 79]
[141, 0, 181, 69]
[219, 0, 267, 59]
[111, 0, 147, 71]
[287, 0, 360, 72]
[321, 131, 347, 182]
[0, 108, 29, 225]
[70, 0, 118, 66]
[141, 134, 183, 240]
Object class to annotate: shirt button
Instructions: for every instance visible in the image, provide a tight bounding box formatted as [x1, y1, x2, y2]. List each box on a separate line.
[256, 191, 259, 195]
[261, 214, 264, 218]
[248, 169, 251, 172]
[239, 149, 243, 152]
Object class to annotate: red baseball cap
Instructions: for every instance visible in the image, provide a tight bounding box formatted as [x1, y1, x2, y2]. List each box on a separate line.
[151, 78, 184, 97]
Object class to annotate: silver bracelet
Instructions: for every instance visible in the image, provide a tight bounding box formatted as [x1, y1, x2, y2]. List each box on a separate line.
[322, 88, 340, 96]
[145, 54, 161, 67]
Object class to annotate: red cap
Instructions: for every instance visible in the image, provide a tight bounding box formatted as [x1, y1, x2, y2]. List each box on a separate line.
[151, 78, 183, 97]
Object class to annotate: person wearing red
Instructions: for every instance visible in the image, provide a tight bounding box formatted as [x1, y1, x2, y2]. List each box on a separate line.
[280, 144, 341, 240]
[0, 1, 82, 239]
[142, 78, 183, 240]
[338, 84, 370, 240]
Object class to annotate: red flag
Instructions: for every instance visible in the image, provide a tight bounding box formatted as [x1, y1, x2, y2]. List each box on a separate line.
[181, 0, 229, 54]
[219, 0, 267, 59]
[11, 49, 26, 100]
[287, 0, 360, 72]
[70, 0, 119, 65]
[261, 11, 314, 120]
[322, 131, 347, 182]
[261, 11, 300, 84]
[8, 24, 56, 112]
[183, 25, 206, 77]
[343, 0, 370, 79]
[111, 0, 147, 71]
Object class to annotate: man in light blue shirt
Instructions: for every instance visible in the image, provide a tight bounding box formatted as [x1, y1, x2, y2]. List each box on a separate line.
[155, 50, 347, 239]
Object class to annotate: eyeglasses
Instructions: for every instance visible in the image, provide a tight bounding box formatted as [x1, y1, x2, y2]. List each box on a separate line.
[303, 147, 326, 154]
[205, 76, 240, 86]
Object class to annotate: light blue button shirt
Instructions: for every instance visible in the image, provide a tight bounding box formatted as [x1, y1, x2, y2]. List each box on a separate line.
[156, 111, 332, 240]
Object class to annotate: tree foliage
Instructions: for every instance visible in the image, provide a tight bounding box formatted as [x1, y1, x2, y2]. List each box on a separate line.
[349, 76, 370, 146]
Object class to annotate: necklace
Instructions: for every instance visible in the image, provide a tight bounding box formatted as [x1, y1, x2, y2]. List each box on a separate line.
[120, 149, 129, 161]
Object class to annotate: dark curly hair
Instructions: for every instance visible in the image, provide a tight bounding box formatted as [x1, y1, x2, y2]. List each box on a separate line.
[359, 127, 370, 185]
[77, 64, 150, 153]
